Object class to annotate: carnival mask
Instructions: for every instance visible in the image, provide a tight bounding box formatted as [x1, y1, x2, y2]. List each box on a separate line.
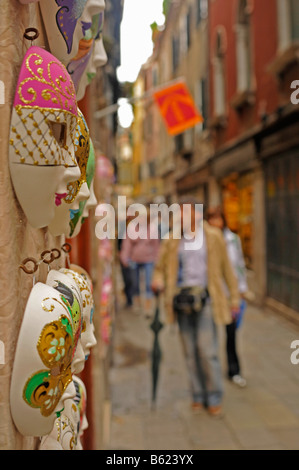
[70, 138, 97, 238]
[48, 109, 91, 237]
[39, 375, 87, 450]
[8, 46, 80, 229]
[10, 282, 82, 436]
[69, 12, 107, 101]
[61, 267, 97, 367]
[39, 0, 106, 99]
[46, 270, 85, 374]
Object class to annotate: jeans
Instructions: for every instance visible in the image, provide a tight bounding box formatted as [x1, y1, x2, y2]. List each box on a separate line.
[134, 262, 154, 299]
[120, 264, 136, 306]
[226, 300, 246, 377]
[177, 302, 223, 407]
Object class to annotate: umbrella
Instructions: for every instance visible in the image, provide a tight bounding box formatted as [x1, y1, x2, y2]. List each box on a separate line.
[150, 293, 164, 409]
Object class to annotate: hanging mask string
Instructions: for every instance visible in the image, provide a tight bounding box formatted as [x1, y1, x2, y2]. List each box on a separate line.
[40, 250, 55, 273]
[61, 243, 72, 269]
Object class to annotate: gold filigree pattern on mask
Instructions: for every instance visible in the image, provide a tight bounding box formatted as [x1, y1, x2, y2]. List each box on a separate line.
[18, 51, 76, 114]
[42, 292, 82, 355]
[23, 315, 74, 417]
[64, 110, 90, 204]
[56, 415, 77, 449]
[61, 269, 93, 311]
[9, 107, 78, 166]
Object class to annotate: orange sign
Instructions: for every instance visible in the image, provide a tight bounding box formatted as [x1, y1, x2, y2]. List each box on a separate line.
[153, 81, 203, 136]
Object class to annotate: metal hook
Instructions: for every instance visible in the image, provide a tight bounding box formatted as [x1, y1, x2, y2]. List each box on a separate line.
[41, 250, 55, 265]
[61, 243, 72, 254]
[19, 257, 38, 275]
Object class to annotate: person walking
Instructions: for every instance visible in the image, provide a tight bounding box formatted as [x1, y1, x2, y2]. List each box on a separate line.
[120, 208, 160, 315]
[206, 206, 249, 388]
[151, 198, 240, 417]
[118, 215, 137, 309]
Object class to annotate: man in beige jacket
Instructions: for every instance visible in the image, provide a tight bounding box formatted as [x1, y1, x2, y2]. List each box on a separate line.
[152, 200, 240, 416]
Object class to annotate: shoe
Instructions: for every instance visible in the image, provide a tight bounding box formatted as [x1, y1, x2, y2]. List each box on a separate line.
[191, 402, 204, 414]
[231, 374, 247, 388]
[208, 405, 223, 418]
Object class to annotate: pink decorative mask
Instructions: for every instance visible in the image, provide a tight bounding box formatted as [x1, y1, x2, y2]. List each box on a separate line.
[9, 46, 81, 228]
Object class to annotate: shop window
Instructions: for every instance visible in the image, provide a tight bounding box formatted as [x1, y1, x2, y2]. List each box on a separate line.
[222, 173, 253, 269]
[265, 152, 299, 311]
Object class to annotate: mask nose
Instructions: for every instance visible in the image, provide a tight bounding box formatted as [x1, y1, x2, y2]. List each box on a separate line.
[64, 165, 81, 184]
[82, 1, 105, 21]
[93, 39, 108, 68]
[76, 182, 90, 204]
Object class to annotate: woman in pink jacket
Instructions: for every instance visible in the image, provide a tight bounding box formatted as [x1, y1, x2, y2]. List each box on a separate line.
[120, 212, 160, 314]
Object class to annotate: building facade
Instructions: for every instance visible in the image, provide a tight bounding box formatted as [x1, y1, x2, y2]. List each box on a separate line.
[134, 0, 299, 318]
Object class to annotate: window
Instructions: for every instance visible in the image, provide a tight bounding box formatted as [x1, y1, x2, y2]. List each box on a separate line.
[152, 66, 158, 87]
[276, 0, 299, 50]
[213, 29, 226, 117]
[148, 160, 156, 178]
[196, 0, 208, 26]
[196, 78, 208, 131]
[235, 0, 252, 93]
[180, 16, 188, 56]
[187, 8, 192, 48]
[172, 36, 180, 72]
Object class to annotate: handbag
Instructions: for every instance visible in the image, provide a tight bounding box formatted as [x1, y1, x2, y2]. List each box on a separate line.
[173, 286, 208, 315]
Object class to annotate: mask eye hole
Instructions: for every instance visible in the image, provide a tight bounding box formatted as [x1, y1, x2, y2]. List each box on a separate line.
[48, 121, 66, 147]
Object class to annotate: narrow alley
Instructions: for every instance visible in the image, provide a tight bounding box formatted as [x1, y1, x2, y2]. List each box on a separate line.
[109, 296, 299, 450]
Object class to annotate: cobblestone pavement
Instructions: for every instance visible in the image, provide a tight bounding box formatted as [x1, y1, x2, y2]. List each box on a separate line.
[108, 295, 299, 450]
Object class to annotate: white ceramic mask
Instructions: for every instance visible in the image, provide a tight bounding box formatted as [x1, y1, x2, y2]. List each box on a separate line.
[69, 138, 97, 238]
[10, 282, 81, 436]
[61, 267, 97, 367]
[48, 109, 91, 237]
[8, 46, 80, 229]
[39, 374, 87, 450]
[73, 16, 108, 101]
[39, 0, 106, 98]
[46, 270, 86, 375]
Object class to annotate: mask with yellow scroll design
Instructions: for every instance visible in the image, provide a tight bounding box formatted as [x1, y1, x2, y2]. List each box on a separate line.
[10, 282, 84, 436]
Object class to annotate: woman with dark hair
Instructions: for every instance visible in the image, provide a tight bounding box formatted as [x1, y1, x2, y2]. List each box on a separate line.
[207, 206, 248, 388]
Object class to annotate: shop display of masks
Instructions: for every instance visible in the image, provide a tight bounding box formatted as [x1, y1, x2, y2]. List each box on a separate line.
[9, 1, 108, 450]
[10, 265, 96, 443]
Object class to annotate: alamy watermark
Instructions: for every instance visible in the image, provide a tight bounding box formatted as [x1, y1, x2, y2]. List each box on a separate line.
[0, 80, 4, 105]
[0, 340, 5, 365]
[290, 340, 299, 365]
[290, 80, 299, 105]
[95, 196, 204, 251]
